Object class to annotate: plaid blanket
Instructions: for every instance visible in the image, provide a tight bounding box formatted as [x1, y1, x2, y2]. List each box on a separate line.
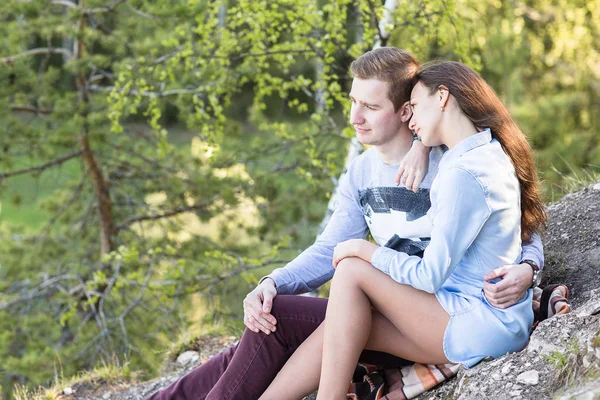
[348, 284, 571, 400]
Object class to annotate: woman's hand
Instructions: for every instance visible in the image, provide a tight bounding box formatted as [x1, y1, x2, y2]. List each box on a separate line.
[396, 140, 430, 193]
[333, 239, 378, 268]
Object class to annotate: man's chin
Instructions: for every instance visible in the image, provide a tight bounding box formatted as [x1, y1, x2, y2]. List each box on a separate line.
[355, 132, 374, 145]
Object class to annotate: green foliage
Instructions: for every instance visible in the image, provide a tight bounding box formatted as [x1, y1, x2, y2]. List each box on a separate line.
[543, 337, 588, 389]
[0, 0, 598, 398]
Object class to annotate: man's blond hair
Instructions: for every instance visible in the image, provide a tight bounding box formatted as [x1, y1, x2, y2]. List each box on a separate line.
[350, 47, 420, 112]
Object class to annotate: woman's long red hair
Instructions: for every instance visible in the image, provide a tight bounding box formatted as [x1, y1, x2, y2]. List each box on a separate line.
[416, 61, 546, 242]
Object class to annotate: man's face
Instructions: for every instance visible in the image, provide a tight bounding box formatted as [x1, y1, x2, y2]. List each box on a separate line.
[349, 78, 404, 147]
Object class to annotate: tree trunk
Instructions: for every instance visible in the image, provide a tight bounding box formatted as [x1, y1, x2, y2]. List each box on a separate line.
[74, 2, 116, 257]
[317, 0, 399, 235]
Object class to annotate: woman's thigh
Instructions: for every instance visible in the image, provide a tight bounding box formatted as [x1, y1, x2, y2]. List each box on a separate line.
[273, 295, 412, 368]
[334, 257, 451, 364]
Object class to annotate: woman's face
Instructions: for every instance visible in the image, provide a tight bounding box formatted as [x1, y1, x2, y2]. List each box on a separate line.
[408, 82, 444, 147]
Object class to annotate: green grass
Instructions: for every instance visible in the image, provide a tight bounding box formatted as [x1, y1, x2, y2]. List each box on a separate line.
[547, 330, 600, 399]
[542, 161, 600, 202]
[0, 158, 82, 230]
[12, 358, 138, 400]
[543, 338, 583, 389]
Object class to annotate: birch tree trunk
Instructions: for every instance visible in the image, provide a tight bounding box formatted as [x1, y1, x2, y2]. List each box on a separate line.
[317, 0, 399, 235]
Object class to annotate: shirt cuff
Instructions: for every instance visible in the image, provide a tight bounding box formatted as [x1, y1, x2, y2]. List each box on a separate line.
[258, 276, 277, 288]
[261, 268, 289, 293]
[371, 247, 396, 276]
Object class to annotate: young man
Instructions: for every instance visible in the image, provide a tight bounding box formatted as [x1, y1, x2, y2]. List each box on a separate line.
[148, 47, 543, 400]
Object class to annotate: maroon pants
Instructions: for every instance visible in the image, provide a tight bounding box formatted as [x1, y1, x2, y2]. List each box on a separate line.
[147, 295, 411, 400]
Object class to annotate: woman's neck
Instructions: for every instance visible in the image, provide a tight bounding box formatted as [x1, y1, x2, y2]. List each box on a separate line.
[442, 113, 480, 149]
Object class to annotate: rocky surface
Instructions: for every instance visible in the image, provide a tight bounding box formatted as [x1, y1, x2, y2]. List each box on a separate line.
[61, 182, 600, 400]
[418, 181, 600, 400]
[421, 297, 600, 400]
[542, 182, 600, 308]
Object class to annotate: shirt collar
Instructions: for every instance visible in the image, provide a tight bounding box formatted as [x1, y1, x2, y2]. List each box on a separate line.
[440, 129, 492, 166]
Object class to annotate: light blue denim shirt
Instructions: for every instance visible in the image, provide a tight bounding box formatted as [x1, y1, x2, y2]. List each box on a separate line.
[371, 129, 535, 367]
[371, 129, 524, 296]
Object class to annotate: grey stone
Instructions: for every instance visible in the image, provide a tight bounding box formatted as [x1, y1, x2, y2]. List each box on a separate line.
[516, 370, 539, 385]
[176, 350, 199, 366]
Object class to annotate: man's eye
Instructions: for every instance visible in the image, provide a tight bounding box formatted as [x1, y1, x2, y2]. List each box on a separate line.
[366, 105, 375, 110]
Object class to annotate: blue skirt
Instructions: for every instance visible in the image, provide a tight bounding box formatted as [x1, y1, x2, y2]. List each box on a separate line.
[435, 288, 534, 368]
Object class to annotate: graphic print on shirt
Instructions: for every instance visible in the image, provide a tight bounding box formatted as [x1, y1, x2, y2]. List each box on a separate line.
[359, 187, 432, 257]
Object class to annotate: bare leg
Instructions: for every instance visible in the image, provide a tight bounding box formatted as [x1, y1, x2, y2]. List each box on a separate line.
[259, 323, 325, 400]
[316, 257, 450, 400]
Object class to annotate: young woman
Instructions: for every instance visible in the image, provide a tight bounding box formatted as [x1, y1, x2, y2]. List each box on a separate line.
[258, 61, 546, 400]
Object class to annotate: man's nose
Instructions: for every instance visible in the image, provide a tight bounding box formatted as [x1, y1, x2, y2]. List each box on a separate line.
[350, 106, 364, 125]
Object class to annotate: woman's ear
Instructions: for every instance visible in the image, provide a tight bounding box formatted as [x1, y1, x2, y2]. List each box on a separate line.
[400, 101, 412, 122]
[438, 85, 450, 111]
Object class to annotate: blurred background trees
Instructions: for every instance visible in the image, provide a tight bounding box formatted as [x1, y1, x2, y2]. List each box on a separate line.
[0, 0, 598, 397]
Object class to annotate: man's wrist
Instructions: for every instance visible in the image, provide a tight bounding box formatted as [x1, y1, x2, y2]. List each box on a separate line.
[258, 276, 277, 289]
[411, 134, 424, 148]
[522, 260, 540, 288]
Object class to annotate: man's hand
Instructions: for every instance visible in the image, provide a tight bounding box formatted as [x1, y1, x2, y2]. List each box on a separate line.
[395, 140, 430, 193]
[483, 263, 534, 309]
[243, 278, 278, 334]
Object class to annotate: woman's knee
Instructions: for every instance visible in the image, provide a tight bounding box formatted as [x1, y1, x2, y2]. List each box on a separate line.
[333, 257, 367, 284]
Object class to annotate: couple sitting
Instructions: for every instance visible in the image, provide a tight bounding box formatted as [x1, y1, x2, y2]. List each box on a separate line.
[148, 47, 546, 400]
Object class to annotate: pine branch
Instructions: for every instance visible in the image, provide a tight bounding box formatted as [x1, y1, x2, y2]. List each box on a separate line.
[1, 47, 73, 64]
[0, 274, 79, 311]
[10, 104, 53, 115]
[50, 0, 77, 8]
[83, 0, 128, 14]
[89, 85, 219, 98]
[52, 0, 128, 14]
[117, 200, 215, 230]
[0, 151, 82, 180]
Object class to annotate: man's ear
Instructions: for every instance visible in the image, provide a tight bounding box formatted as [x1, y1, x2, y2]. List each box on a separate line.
[399, 101, 412, 122]
[438, 85, 450, 109]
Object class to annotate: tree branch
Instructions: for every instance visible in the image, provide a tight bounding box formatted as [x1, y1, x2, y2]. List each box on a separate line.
[84, 0, 128, 14]
[1, 48, 73, 64]
[10, 104, 54, 115]
[0, 151, 82, 181]
[0, 274, 79, 311]
[89, 84, 218, 98]
[117, 201, 214, 230]
[51, 0, 77, 9]
[126, 3, 158, 19]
